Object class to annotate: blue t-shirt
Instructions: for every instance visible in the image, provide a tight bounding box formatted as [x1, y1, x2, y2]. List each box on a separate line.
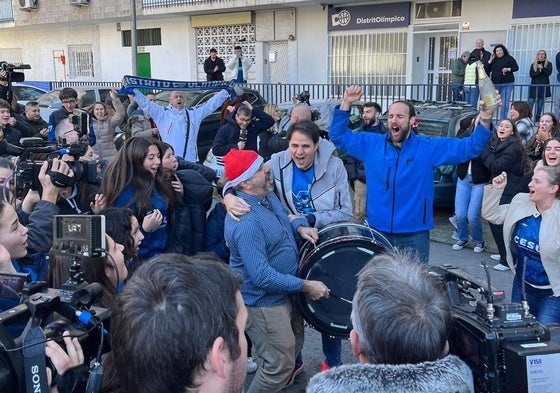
[292, 163, 315, 215]
[513, 215, 549, 287]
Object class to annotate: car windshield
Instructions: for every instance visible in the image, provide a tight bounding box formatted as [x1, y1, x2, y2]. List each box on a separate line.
[14, 86, 45, 102]
[155, 91, 204, 107]
[37, 90, 62, 108]
[415, 119, 449, 137]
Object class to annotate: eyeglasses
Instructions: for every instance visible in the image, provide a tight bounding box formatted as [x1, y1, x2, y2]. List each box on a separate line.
[61, 99, 77, 104]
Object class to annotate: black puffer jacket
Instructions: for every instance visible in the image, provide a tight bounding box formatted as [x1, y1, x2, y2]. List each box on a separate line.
[455, 127, 491, 185]
[166, 169, 213, 255]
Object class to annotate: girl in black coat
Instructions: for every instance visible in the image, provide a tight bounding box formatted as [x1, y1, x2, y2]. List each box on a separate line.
[481, 119, 529, 270]
[485, 44, 519, 119]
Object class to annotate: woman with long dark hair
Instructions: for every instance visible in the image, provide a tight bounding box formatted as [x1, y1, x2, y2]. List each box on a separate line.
[99, 137, 176, 260]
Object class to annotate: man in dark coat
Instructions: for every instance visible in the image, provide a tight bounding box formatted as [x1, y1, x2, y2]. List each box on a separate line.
[204, 48, 226, 81]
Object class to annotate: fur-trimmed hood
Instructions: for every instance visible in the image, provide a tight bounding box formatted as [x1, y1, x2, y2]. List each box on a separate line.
[306, 354, 473, 393]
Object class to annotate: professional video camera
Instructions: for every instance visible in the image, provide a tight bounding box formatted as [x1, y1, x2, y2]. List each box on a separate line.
[293, 90, 321, 122]
[0, 61, 31, 83]
[0, 215, 109, 393]
[13, 136, 99, 199]
[431, 263, 560, 393]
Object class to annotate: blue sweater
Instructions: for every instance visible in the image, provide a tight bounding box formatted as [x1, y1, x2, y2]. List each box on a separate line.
[225, 191, 305, 307]
[329, 107, 492, 234]
[114, 186, 168, 260]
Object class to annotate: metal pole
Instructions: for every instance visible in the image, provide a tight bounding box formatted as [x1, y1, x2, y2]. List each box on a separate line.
[131, 0, 138, 76]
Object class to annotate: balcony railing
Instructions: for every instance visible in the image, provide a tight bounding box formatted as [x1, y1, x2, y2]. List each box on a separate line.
[46, 80, 560, 117]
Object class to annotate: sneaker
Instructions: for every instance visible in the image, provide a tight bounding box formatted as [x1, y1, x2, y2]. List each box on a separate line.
[493, 263, 510, 271]
[448, 215, 458, 229]
[321, 361, 330, 372]
[284, 361, 304, 388]
[490, 254, 501, 261]
[452, 240, 468, 251]
[247, 357, 258, 374]
[451, 231, 460, 241]
[473, 242, 485, 253]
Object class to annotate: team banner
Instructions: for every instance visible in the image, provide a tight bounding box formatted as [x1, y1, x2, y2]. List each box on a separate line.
[122, 75, 235, 93]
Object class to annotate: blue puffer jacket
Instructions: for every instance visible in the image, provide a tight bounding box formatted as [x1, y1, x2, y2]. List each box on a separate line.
[329, 107, 492, 234]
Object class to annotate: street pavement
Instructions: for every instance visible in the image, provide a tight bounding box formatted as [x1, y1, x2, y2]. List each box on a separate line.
[244, 219, 516, 392]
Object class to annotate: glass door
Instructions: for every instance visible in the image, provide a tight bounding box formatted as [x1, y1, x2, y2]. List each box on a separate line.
[426, 35, 458, 101]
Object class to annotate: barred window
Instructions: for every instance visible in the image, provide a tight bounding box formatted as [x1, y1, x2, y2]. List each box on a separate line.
[68, 45, 94, 79]
[0, 0, 14, 22]
[0, 48, 23, 64]
[122, 28, 162, 47]
[329, 32, 408, 86]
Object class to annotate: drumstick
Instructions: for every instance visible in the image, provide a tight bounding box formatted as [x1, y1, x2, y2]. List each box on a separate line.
[328, 292, 352, 304]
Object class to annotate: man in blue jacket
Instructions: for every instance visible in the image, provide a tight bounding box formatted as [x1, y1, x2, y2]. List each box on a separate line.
[329, 85, 500, 262]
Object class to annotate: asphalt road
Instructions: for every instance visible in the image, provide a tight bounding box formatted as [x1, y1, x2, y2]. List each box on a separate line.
[244, 236, 516, 392]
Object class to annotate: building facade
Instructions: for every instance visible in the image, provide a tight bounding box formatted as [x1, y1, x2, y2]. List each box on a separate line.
[0, 0, 559, 97]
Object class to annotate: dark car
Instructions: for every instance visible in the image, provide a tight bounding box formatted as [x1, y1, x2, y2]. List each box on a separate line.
[155, 87, 267, 162]
[378, 101, 479, 207]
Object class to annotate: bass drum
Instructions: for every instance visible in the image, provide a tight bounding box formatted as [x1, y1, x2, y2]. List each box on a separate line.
[297, 222, 394, 339]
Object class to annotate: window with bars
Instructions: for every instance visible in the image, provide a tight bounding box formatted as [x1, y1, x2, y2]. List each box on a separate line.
[122, 29, 162, 47]
[68, 45, 94, 79]
[328, 32, 408, 86]
[0, 0, 13, 22]
[0, 48, 23, 64]
[509, 22, 560, 85]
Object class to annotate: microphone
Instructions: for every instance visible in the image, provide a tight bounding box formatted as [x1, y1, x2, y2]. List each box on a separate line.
[0, 139, 23, 156]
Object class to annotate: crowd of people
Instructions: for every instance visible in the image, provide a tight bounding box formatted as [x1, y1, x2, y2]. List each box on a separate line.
[0, 41, 560, 392]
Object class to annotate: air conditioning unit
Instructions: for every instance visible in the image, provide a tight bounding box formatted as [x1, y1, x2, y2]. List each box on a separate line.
[70, 0, 89, 6]
[19, 0, 37, 11]
[424, 2, 452, 18]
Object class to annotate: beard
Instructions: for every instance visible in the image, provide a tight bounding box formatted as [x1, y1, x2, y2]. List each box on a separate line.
[224, 354, 247, 393]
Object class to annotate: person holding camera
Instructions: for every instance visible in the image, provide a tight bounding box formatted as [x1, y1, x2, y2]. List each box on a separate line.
[212, 101, 274, 157]
[307, 250, 474, 393]
[227, 45, 252, 83]
[47, 87, 96, 146]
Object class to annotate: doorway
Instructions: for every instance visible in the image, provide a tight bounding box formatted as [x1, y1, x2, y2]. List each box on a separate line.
[137, 53, 151, 78]
[426, 35, 458, 101]
[264, 41, 288, 84]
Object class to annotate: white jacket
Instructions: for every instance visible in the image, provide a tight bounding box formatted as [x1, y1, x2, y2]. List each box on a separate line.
[226, 55, 252, 81]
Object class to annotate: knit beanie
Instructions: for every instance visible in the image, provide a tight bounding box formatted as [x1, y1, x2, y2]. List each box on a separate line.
[223, 149, 263, 195]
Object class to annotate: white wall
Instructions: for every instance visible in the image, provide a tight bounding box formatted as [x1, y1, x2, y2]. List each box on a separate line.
[295, 6, 328, 84]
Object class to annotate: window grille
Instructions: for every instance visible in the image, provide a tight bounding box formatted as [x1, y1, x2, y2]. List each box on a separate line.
[0, 0, 13, 22]
[328, 32, 408, 86]
[68, 45, 94, 79]
[0, 48, 23, 64]
[509, 22, 560, 85]
[122, 28, 162, 47]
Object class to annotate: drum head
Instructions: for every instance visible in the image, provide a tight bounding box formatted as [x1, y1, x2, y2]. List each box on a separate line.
[297, 238, 388, 339]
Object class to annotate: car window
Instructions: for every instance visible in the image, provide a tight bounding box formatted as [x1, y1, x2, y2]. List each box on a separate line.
[14, 86, 44, 102]
[37, 90, 62, 108]
[415, 119, 449, 138]
[81, 90, 97, 107]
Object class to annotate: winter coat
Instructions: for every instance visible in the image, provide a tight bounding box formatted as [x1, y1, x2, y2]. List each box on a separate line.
[266, 138, 353, 229]
[166, 169, 213, 255]
[306, 355, 474, 393]
[211, 106, 274, 157]
[529, 61, 552, 99]
[485, 54, 519, 85]
[91, 96, 125, 163]
[330, 107, 492, 234]
[450, 58, 467, 84]
[455, 128, 491, 185]
[480, 136, 527, 205]
[482, 188, 560, 295]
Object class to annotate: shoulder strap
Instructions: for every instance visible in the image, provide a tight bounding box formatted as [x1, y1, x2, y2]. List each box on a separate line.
[183, 108, 191, 158]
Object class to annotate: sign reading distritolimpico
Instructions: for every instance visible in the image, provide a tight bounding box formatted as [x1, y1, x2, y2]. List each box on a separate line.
[327, 2, 411, 31]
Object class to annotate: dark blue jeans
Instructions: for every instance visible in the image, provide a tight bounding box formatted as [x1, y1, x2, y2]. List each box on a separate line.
[321, 334, 342, 367]
[512, 275, 560, 325]
[381, 230, 430, 263]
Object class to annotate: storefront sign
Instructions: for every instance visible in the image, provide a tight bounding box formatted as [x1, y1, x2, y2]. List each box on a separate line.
[512, 0, 560, 18]
[328, 2, 411, 31]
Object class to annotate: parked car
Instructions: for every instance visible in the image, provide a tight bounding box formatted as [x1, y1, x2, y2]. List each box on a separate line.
[155, 86, 267, 163]
[378, 100, 479, 207]
[11, 83, 47, 105]
[36, 85, 127, 121]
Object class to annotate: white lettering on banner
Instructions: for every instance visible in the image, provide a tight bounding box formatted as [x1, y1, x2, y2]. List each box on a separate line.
[357, 15, 406, 24]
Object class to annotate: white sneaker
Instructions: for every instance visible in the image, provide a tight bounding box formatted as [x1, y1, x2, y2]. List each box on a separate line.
[490, 254, 501, 261]
[452, 240, 468, 251]
[473, 242, 485, 253]
[247, 357, 258, 374]
[493, 263, 510, 271]
[448, 216, 458, 229]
